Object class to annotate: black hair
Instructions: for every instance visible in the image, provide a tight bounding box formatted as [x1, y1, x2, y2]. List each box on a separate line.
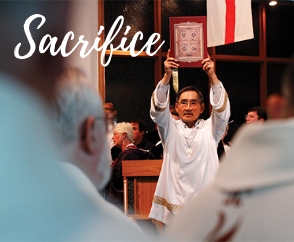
[248, 106, 267, 121]
[130, 119, 146, 132]
[105, 102, 117, 111]
[176, 86, 204, 103]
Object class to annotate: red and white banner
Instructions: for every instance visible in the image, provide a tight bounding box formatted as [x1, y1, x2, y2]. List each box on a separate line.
[207, 0, 254, 47]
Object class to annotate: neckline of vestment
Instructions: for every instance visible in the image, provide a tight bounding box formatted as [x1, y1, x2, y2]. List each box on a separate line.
[180, 120, 202, 158]
[179, 119, 204, 130]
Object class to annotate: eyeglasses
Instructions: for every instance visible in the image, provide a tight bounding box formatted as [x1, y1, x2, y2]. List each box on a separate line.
[245, 114, 258, 119]
[178, 99, 202, 107]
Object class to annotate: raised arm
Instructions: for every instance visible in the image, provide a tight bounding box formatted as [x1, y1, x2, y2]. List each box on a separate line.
[161, 49, 179, 85]
[202, 57, 230, 143]
[202, 57, 220, 86]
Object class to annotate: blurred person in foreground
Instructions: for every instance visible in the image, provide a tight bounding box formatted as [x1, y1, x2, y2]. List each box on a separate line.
[0, 1, 146, 240]
[164, 56, 294, 241]
[0, 1, 84, 240]
[52, 68, 146, 240]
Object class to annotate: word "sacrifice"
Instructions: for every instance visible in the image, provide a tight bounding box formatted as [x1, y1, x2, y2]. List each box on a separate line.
[14, 15, 165, 66]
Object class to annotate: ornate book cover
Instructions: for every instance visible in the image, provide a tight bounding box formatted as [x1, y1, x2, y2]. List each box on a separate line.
[170, 16, 208, 68]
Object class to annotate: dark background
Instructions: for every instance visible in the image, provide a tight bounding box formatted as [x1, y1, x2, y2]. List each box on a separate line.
[103, 0, 294, 143]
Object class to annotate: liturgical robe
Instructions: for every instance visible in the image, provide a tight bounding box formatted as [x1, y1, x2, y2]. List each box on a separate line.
[149, 81, 230, 225]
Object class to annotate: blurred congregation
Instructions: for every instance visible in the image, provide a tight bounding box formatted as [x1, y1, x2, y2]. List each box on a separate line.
[2, 0, 294, 241]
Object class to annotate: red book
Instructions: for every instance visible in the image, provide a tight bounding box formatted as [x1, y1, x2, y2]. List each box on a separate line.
[170, 16, 208, 68]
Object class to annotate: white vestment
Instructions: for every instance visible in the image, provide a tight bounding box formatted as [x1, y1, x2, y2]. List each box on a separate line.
[165, 119, 294, 241]
[149, 81, 230, 225]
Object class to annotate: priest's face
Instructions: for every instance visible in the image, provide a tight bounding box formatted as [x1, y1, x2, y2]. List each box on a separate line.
[175, 90, 204, 127]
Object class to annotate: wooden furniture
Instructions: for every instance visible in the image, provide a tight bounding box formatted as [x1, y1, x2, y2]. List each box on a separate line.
[122, 159, 163, 220]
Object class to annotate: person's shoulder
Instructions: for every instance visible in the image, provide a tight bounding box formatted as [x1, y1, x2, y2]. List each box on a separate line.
[164, 186, 221, 241]
[195, 119, 205, 128]
[145, 130, 160, 143]
[125, 148, 148, 160]
[137, 150, 149, 159]
[78, 194, 148, 241]
[138, 138, 155, 150]
[216, 119, 294, 191]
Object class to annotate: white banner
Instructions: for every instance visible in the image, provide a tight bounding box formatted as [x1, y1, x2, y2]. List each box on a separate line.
[207, 0, 254, 47]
